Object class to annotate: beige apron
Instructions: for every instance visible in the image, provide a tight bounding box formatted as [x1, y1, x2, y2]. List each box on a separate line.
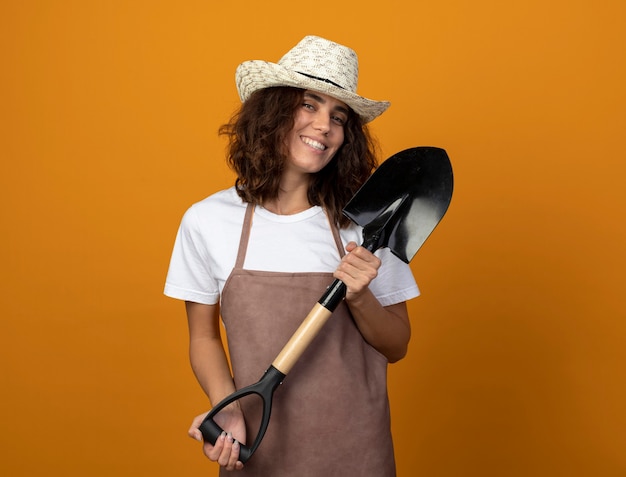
[219, 204, 395, 476]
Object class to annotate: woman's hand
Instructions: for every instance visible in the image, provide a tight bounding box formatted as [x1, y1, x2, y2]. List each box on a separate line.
[334, 241, 411, 362]
[188, 405, 247, 472]
[333, 241, 381, 301]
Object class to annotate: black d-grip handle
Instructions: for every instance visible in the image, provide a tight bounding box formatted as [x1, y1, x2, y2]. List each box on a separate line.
[198, 366, 286, 464]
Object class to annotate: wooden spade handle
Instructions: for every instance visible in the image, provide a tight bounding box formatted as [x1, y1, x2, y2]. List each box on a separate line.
[272, 302, 333, 374]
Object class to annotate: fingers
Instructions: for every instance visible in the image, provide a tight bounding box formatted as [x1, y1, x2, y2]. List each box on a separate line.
[229, 439, 244, 470]
[188, 426, 203, 442]
[220, 433, 243, 471]
[188, 412, 209, 441]
[334, 243, 380, 292]
[343, 242, 381, 269]
[189, 408, 246, 471]
[344, 241, 358, 253]
[206, 432, 243, 471]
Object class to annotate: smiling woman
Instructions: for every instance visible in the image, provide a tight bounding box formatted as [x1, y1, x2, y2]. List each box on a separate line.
[4, 2, 625, 476]
[163, 36, 418, 476]
[281, 90, 347, 179]
[220, 83, 379, 226]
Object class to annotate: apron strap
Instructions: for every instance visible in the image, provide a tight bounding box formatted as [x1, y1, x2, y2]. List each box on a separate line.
[327, 216, 346, 258]
[234, 203, 255, 269]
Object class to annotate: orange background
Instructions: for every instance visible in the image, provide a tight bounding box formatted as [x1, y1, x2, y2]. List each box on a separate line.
[2, 1, 625, 476]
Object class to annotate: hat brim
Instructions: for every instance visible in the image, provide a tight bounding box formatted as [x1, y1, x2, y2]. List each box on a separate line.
[236, 60, 390, 123]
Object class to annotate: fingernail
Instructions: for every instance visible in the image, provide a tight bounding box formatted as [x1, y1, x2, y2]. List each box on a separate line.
[232, 439, 240, 450]
[220, 431, 226, 441]
[226, 432, 233, 443]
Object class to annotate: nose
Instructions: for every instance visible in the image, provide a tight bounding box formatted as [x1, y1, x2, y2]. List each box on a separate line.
[312, 111, 331, 134]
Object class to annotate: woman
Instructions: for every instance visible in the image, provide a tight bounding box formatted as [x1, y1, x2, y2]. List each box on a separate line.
[164, 35, 420, 476]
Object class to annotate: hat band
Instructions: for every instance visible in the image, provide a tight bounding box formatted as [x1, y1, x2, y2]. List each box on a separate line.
[296, 71, 345, 90]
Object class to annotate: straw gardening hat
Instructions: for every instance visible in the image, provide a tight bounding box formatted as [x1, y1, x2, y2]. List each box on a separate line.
[235, 36, 390, 123]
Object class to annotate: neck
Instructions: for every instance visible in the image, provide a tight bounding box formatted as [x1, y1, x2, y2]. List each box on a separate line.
[263, 195, 311, 215]
[263, 175, 311, 215]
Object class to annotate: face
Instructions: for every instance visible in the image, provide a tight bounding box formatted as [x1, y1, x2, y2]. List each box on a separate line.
[283, 90, 348, 176]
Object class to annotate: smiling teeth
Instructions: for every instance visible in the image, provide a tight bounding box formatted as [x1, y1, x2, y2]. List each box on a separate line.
[302, 137, 326, 150]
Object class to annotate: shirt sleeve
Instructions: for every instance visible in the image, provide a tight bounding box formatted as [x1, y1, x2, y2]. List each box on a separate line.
[370, 247, 420, 307]
[164, 205, 220, 305]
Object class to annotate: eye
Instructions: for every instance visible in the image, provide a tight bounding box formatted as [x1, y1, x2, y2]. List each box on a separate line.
[331, 114, 346, 126]
[302, 102, 315, 111]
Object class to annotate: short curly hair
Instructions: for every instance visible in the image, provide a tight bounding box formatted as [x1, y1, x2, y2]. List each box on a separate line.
[219, 87, 380, 228]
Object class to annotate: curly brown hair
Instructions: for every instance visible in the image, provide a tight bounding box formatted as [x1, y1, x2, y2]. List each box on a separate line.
[219, 86, 380, 227]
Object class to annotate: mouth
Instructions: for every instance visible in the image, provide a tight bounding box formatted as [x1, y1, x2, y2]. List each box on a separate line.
[301, 136, 327, 151]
